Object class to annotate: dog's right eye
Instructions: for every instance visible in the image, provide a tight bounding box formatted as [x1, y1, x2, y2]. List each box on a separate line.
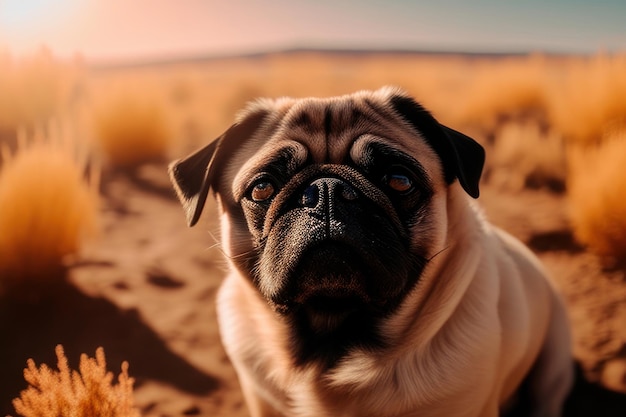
[382, 166, 415, 195]
[250, 180, 276, 202]
[385, 173, 413, 193]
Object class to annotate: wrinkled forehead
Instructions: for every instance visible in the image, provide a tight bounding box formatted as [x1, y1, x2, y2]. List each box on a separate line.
[272, 94, 440, 163]
[277, 96, 380, 162]
[229, 95, 443, 192]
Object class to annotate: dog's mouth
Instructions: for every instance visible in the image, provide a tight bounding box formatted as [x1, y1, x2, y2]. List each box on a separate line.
[261, 236, 417, 365]
[272, 292, 368, 334]
[299, 294, 367, 334]
[304, 294, 366, 312]
[271, 241, 378, 332]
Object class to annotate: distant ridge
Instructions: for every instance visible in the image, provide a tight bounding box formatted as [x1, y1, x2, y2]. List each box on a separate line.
[89, 46, 569, 71]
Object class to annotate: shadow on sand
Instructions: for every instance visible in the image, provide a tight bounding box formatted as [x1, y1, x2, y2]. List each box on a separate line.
[2, 274, 626, 416]
[0, 277, 219, 415]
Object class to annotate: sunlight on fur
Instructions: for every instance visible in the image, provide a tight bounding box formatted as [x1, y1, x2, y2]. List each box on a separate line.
[10, 345, 140, 417]
[0, 123, 99, 290]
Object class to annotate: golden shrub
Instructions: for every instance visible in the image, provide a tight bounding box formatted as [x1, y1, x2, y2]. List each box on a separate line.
[0, 125, 98, 290]
[489, 121, 566, 192]
[548, 54, 626, 145]
[455, 55, 551, 133]
[92, 87, 173, 168]
[568, 129, 626, 262]
[0, 48, 81, 131]
[11, 345, 140, 417]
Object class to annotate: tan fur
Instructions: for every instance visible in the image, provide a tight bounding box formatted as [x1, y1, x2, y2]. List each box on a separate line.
[217, 183, 573, 417]
[171, 88, 573, 417]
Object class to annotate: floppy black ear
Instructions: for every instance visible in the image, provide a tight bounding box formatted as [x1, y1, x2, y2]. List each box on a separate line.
[168, 140, 218, 227]
[168, 110, 268, 226]
[389, 95, 485, 198]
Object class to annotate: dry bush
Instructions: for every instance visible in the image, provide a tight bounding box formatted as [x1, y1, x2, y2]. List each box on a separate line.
[0, 49, 81, 133]
[92, 85, 173, 168]
[11, 345, 140, 417]
[83, 52, 625, 148]
[488, 121, 566, 192]
[548, 53, 626, 145]
[81, 53, 626, 206]
[81, 54, 514, 160]
[0, 124, 98, 292]
[568, 129, 626, 263]
[454, 55, 551, 135]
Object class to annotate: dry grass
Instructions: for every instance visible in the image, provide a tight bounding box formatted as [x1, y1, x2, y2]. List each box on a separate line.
[488, 121, 566, 192]
[548, 54, 626, 145]
[568, 129, 626, 263]
[455, 55, 551, 134]
[0, 123, 99, 292]
[91, 84, 173, 168]
[11, 345, 140, 417]
[0, 48, 82, 133]
[2, 49, 626, 265]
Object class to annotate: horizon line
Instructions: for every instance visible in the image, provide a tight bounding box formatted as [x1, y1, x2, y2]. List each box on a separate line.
[88, 45, 613, 71]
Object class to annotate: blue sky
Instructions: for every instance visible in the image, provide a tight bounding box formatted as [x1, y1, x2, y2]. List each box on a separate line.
[0, 0, 624, 62]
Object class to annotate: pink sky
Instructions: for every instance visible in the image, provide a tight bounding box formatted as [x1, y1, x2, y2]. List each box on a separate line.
[1, 0, 624, 63]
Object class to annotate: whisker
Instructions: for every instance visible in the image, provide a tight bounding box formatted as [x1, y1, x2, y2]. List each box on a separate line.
[199, 225, 260, 264]
[207, 229, 221, 245]
[427, 245, 451, 263]
[207, 241, 222, 250]
[227, 249, 258, 260]
[211, 241, 259, 262]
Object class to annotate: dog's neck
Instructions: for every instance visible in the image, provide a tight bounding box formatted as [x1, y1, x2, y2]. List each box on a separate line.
[373, 184, 486, 343]
[321, 187, 492, 411]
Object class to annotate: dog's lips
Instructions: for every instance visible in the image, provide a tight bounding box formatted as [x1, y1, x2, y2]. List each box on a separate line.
[303, 294, 366, 312]
[302, 297, 364, 334]
[269, 241, 378, 327]
[295, 289, 371, 318]
[271, 285, 370, 317]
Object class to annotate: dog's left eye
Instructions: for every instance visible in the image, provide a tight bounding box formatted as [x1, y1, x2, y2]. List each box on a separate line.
[250, 180, 276, 202]
[383, 171, 414, 194]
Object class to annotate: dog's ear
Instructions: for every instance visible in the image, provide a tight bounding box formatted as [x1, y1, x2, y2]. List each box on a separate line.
[438, 125, 485, 199]
[389, 94, 485, 198]
[168, 109, 268, 226]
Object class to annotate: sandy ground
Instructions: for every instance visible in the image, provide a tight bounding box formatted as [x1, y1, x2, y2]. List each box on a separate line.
[2, 161, 626, 416]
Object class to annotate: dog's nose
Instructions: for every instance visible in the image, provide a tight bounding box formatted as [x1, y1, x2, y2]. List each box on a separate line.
[300, 178, 358, 209]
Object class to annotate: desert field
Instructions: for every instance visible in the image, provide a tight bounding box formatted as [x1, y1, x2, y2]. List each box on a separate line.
[1, 49, 626, 416]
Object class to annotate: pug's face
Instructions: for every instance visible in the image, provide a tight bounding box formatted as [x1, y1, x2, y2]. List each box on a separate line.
[169, 87, 484, 365]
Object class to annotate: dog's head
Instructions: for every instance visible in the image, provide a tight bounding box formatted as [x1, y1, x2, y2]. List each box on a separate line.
[169, 87, 484, 365]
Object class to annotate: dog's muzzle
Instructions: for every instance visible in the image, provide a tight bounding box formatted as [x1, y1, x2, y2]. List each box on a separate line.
[300, 177, 359, 208]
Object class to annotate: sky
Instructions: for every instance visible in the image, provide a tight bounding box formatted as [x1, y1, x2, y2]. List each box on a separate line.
[0, 0, 625, 64]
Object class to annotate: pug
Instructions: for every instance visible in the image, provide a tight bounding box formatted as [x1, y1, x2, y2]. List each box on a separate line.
[169, 87, 573, 417]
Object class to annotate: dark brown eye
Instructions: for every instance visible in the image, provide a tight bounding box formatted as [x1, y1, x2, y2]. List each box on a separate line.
[251, 181, 276, 202]
[384, 173, 413, 193]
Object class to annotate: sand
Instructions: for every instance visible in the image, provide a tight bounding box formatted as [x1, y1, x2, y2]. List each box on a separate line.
[1, 161, 626, 416]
